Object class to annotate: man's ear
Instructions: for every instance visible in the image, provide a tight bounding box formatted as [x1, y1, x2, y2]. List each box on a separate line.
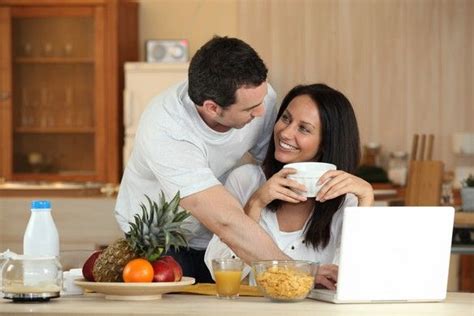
[202, 100, 222, 117]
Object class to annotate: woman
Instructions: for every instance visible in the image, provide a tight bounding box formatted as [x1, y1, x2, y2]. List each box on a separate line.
[205, 84, 374, 289]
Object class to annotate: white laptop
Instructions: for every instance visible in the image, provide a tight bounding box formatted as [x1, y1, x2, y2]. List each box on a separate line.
[309, 206, 455, 303]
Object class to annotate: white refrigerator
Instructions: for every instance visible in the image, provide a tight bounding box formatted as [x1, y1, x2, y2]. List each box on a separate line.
[123, 62, 188, 167]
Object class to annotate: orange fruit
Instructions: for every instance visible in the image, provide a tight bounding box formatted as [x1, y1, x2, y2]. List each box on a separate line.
[123, 258, 154, 283]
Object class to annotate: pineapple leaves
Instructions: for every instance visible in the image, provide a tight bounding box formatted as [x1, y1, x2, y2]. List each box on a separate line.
[167, 191, 180, 214]
[159, 191, 166, 209]
[125, 191, 190, 260]
[148, 247, 164, 262]
[164, 230, 171, 252]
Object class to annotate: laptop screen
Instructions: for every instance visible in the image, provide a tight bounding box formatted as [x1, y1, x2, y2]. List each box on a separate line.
[334, 206, 454, 302]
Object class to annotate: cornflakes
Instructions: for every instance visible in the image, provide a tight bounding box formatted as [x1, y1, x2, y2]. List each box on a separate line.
[255, 266, 314, 300]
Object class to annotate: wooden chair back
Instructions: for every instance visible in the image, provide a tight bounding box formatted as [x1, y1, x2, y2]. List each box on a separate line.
[405, 134, 444, 206]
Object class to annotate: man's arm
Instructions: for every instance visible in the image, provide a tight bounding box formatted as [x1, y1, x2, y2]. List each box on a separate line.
[180, 185, 289, 264]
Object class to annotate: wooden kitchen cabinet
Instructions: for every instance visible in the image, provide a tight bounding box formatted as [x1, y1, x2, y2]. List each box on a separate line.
[0, 0, 138, 183]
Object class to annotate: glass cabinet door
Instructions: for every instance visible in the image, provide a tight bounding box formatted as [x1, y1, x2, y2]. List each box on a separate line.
[2, 6, 105, 181]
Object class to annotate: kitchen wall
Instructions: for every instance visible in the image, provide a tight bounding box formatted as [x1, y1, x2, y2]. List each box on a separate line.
[137, 0, 238, 59]
[138, 0, 473, 176]
[238, 0, 473, 175]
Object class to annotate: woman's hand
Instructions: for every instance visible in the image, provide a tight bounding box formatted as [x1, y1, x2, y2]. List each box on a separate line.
[316, 170, 374, 206]
[315, 264, 338, 290]
[244, 168, 307, 220]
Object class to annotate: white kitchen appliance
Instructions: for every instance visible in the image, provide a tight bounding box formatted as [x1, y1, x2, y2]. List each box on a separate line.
[145, 39, 189, 63]
[309, 206, 454, 304]
[123, 62, 188, 167]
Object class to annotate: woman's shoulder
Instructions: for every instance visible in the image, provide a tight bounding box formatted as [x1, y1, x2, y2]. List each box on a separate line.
[344, 193, 358, 206]
[332, 193, 358, 225]
[225, 164, 266, 202]
[228, 164, 265, 182]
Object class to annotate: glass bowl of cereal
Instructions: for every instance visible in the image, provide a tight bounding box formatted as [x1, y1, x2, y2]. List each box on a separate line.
[252, 260, 318, 302]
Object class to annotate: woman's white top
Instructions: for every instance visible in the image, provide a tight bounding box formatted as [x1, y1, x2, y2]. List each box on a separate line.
[204, 164, 358, 282]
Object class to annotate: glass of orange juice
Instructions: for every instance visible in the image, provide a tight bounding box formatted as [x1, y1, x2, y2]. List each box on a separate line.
[212, 258, 244, 299]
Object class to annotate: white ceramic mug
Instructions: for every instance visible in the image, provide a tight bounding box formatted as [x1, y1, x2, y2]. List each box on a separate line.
[62, 269, 84, 296]
[284, 162, 337, 197]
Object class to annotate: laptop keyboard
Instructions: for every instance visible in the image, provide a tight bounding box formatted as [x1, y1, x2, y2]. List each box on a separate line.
[313, 289, 336, 295]
[308, 288, 337, 301]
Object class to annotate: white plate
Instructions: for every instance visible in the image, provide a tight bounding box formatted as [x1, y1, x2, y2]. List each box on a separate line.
[74, 277, 195, 301]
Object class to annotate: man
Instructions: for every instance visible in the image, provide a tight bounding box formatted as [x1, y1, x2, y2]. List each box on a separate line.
[115, 36, 337, 288]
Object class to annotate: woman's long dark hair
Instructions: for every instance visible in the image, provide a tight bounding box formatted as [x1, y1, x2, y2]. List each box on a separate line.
[262, 83, 360, 250]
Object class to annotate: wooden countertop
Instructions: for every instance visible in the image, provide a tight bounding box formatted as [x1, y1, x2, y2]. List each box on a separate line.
[372, 183, 474, 227]
[0, 292, 472, 315]
[0, 182, 118, 197]
[0, 187, 105, 198]
[455, 212, 474, 227]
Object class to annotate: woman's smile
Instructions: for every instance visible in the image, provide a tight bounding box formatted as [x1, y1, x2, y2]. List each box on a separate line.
[278, 140, 298, 151]
[273, 95, 321, 163]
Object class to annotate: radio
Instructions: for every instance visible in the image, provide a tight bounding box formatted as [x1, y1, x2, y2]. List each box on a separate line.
[145, 39, 189, 63]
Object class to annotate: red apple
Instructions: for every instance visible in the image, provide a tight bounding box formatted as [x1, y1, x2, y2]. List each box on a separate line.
[82, 250, 102, 282]
[151, 260, 175, 282]
[160, 256, 183, 281]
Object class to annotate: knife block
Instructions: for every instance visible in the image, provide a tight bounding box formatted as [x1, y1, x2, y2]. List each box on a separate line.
[405, 160, 444, 206]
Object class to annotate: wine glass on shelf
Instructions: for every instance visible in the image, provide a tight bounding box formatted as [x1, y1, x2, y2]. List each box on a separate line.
[64, 87, 74, 127]
[20, 88, 30, 127]
[22, 42, 33, 57]
[24, 88, 40, 128]
[42, 42, 54, 57]
[39, 88, 52, 128]
[28, 152, 44, 173]
[48, 89, 60, 128]
[63, 43, 73, 57]
[73, 88, 89, 128]
[84, 90, 94, 128]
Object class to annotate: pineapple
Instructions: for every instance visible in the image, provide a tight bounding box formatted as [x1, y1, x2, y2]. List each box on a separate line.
[93, 191, 190, 282]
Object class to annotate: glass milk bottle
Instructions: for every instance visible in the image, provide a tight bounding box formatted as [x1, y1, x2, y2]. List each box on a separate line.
[387, 151, 408, 186]
[23, 200, 59, 257]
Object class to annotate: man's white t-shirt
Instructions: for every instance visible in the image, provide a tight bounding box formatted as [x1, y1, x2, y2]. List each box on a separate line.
[204, 164, 358, 281]
[115, 81, 278, 250]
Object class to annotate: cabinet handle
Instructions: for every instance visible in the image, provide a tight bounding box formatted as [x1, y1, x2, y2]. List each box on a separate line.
[0, 91, 11, 101]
